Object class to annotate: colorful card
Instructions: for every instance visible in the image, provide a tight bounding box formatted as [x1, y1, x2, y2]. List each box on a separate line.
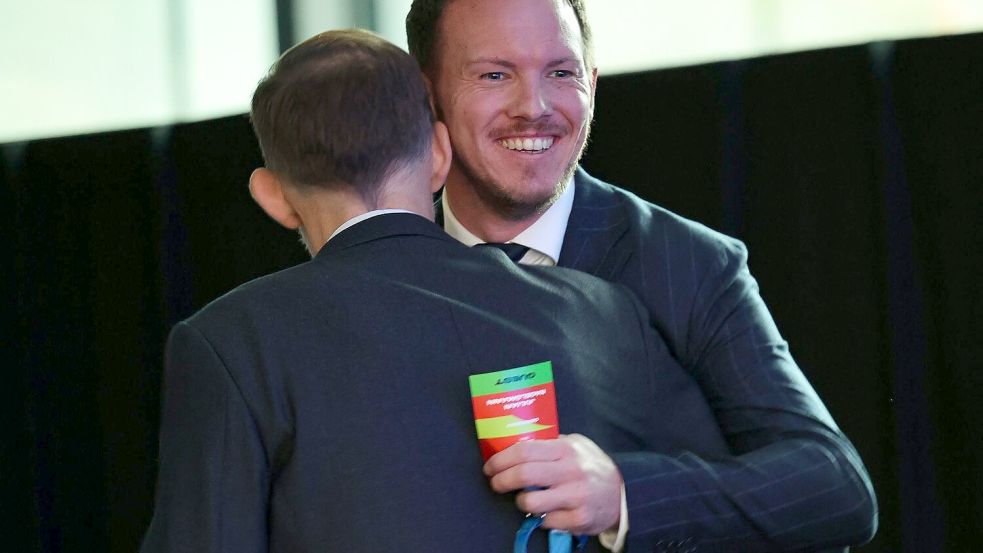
[468, 361, 559, 461]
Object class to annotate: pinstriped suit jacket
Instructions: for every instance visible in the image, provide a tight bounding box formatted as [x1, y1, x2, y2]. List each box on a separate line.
[554, 168, 878, 552]
[436, 168, 878, 551]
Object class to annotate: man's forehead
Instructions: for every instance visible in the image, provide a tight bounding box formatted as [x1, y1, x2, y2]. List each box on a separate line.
[463, 56, 583, 69]
[436, 0, 585, 63]
[439, 0, 577, 32]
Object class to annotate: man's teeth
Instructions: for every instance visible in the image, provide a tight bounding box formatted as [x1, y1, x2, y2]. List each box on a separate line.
[499, 137, 554, 151]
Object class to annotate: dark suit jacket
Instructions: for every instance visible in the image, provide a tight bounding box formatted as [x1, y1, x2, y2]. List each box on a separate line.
[552, 168, 877, 552]
[141, 213, 733, 553]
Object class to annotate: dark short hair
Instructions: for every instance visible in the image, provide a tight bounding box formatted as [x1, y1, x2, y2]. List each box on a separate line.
[250, 29, 434, 193]
[406, 0, 594, 73]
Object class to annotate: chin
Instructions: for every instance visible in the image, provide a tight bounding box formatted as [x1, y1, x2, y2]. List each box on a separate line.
[497, 182, 564, 215]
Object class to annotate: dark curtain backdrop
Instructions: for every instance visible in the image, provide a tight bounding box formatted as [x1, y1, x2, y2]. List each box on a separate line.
[3, 33, 980, 552]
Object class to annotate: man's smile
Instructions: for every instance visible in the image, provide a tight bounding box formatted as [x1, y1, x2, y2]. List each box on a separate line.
[497, 136, 555, 152]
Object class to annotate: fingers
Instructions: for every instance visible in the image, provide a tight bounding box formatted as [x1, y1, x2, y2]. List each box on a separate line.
[487, 460, 570, 493]
[484, 437, 580, 493]
[483, 434, 624, 535]
[516, 482, 587, 514]
[483, 437, 570, 477]
[518, 485, 612, 535]
[543, 507, 598, 535]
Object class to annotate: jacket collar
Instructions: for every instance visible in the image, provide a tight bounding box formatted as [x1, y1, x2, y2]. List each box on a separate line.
[432, 166, 633, 278]
[557, 167, 632, 279]
[315, 212, 454, 260]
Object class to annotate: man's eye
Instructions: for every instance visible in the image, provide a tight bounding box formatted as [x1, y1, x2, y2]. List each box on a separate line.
[551, 70, 574, 78]
[481, 72, 506, 80]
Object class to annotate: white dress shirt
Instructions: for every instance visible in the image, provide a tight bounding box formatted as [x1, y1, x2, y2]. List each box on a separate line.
[441, 179, 575, 266]
[327, 209, 416, 242]
[442, 180, 629, 552]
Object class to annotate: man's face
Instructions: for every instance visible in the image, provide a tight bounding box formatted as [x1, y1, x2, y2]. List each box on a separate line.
[431, 0, 596, 218]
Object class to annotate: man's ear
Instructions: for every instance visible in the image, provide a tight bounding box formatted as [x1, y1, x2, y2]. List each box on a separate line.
[422, 73, 440, 118]
[249, 168, 302, 229]
[430, 121, 452, 194]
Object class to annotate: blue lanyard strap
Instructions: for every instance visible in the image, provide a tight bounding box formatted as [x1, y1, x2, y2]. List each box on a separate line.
[514, 515, 588, 553]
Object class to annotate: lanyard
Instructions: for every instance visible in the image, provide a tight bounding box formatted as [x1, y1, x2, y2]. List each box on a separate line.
[514, 514, 588, 553]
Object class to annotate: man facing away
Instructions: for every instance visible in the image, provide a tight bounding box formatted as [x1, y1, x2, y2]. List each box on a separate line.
[141, 29, 741, 552]
[407, 0, 878, 551]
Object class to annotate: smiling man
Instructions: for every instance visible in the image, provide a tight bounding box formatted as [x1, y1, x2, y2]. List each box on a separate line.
[418, 0, 595, 240]
[407, 0, 878, 551]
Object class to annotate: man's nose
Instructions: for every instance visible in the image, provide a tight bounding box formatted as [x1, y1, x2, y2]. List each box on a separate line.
[507, 77, 552, 120]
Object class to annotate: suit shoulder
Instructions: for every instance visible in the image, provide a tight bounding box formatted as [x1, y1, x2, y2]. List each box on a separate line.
[522, 263, 643, 314]
[578, 172, 747, 263]
[181, 259, 334, 332]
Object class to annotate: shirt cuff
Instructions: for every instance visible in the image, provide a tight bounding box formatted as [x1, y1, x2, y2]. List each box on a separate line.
[597, 484, 628, 552]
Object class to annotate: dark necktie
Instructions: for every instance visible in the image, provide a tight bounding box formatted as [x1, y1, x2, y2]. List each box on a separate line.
[474, 242, 530, 263]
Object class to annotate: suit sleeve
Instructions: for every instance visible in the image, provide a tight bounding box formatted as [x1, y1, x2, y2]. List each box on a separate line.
[612, 239, 877, 552]
[141, 321, 269, 553]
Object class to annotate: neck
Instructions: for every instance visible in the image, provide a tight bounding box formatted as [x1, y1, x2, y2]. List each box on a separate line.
[287, 169, 435, 254]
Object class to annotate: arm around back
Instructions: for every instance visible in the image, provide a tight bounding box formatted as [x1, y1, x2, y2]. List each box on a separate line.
[565, 177, 877, 551]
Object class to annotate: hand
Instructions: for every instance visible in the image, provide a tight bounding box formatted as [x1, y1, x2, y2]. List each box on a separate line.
[482, 433, 622, 535]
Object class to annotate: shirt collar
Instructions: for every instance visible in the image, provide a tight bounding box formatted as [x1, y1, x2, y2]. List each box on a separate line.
[442, 176, 575, 265]
[328, 208, 416, 242]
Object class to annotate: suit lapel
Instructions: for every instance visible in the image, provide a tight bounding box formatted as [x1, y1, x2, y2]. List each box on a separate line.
[557, 168, 632, 280]
[435, 170, 632, 279]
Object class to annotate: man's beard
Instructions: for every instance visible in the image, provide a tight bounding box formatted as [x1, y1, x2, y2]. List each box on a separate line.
[459, 127, 589, 221]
